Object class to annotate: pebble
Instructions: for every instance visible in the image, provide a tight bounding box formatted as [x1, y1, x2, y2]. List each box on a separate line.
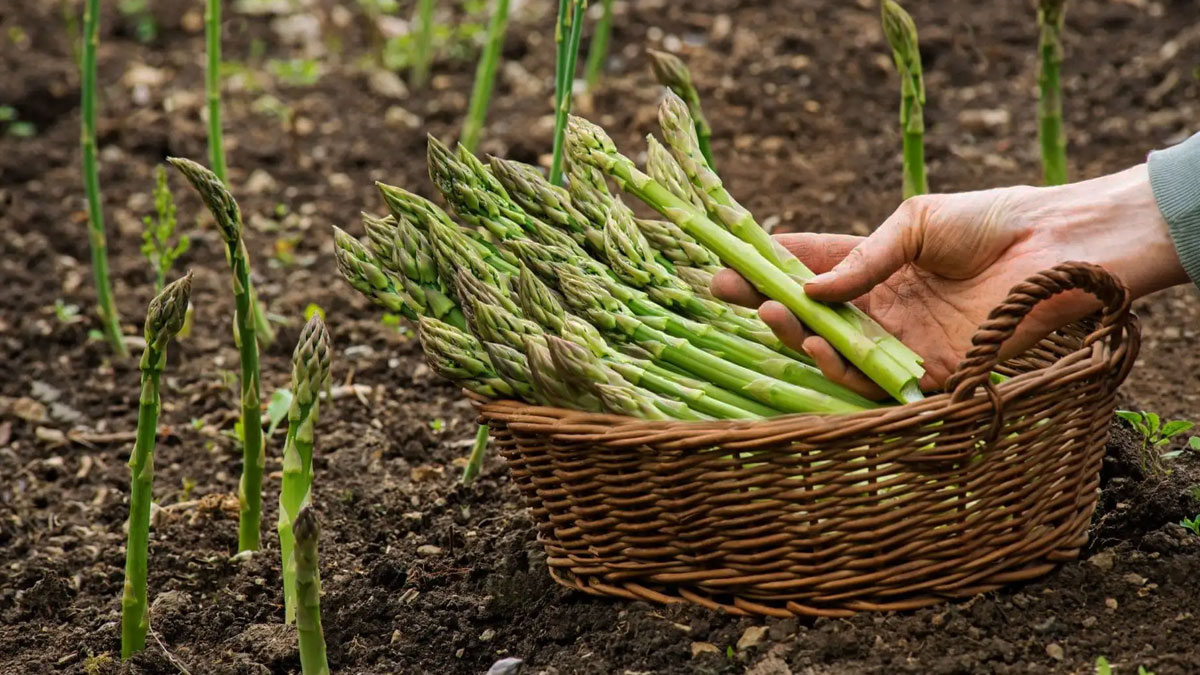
[385, 106, 421, 130]
[368, 70, 409, 100]
[690, 642, 719, 657]
[1045, 643, 1064, 661]
[737, 625, 768, 650]
[244, 169, 278, 195]
[957, 108, 1011, 133]
[1088, 550, 1115, 571]
[485, 657, 523, 675]
[416, 544, 442, 556]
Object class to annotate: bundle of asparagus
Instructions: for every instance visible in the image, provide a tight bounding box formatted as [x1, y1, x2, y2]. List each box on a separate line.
[334, 91, 925, 423]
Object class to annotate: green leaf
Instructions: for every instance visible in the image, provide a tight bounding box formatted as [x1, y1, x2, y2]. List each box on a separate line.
[1095, 657, 1111, 675]
[1188, 436, 1200, 451]
[1160, 420, 1194, 439]
[1145, 412, 1161, 437]
[1116, 410, 1143, 425]
[265, 388, 293, 437]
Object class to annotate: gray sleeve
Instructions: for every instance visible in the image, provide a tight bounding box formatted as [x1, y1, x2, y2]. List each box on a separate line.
[1148, 132, 1200, 286]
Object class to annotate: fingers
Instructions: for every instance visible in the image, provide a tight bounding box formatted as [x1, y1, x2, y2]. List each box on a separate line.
[771, 232, 863, 275]
[804, 197, 930, 303]
[759, 301, 889, 400]
[710, 268, 766, 307]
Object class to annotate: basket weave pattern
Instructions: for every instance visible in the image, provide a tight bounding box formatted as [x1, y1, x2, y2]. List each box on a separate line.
[477, 262, 1140, 617]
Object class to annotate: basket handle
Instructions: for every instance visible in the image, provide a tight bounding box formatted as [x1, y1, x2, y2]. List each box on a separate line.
[944, 261, 1132, 404]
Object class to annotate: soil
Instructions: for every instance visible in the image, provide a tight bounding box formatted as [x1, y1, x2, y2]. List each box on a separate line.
[3, 0, 1200, 673]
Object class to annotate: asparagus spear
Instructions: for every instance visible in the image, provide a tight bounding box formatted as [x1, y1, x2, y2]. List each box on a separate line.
[632, 216, 721, 271]
[1037, 0, 1068, 185]
[333, 226, 428, 321]
[278, 316, 331, 625]
[550, 0, 588, 185]
[410, 0, 435, 88]
[516, 264, 777, 418]
[360, 213, 469, 329]
[460, 0, 511, 151]
[81, 0, 128, 357]
[121, 272, 192, 659]
[168, 157, 266, 551]
[292, 507, 330, 675]
[647, 49, 715, 169]
[461, 424, 490, 485]
[418, 316, 534, 401]
[488, 156, 606, 255]
[554, 267, 866, 414]
[583, 0, 614, 88]
[881, 0, 928, 198]
[481, 340, 558, 405]
[567, 113, 924, 402]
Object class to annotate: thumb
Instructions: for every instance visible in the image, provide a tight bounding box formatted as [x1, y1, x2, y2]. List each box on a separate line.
[803, 197, 929, 302]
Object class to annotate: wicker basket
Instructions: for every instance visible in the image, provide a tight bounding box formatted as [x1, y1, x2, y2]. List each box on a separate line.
[475, 262, 1140, 617]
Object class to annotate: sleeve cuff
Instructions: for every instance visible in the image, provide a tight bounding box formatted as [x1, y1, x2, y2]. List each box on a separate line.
[1149, 132, 1200, 287]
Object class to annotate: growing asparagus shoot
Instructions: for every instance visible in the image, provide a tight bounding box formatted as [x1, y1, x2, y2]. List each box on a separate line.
[81, 0, 128, 357]
[411, 0, 436, 88]
[583, 0, 614, 89]
[550, 0, 588, 185]
[881, 0, 928, 198]
[1037, 0, 1068, 185]
[167, 157, 265, 552]
[647, 49, 715, 170]
[293, 507, 330, 675]
[460, 0, 511, 151]
[279, 316, 331, 624]
[121, 272, 192, 659]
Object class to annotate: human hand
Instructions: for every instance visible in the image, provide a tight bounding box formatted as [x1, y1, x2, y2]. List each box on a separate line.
[711, 165, 1184, 398]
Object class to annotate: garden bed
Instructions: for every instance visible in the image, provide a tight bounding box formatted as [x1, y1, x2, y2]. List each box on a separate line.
[2, 0, 1200, 672]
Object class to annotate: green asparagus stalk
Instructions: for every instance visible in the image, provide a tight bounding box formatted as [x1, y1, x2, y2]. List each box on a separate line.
[515, 263, 777, 418]
[460, 0, 511, 151]
[333, 225, 430, 321]
[583, 0, 614, 89]
[657, 92, 925, 383]
[206, 0, 275, 347]
[523, 336, 605, 410]
[550, 0, 588, 185]
[554, 267, 866, 414]
[167, 157, 265, 551]
[1037, 0, 1068, 185]
[360, 213, 469, 329]
[481, 340, 550, 404]
[81, 0, 128, 357]
[121, 272, 192, 659]
[292, 507, 330, 675]
[418, 316, 534, 400]
[278, 316, 331, 625]
[635, 217, 721, 271]
[376, 181, 521, 275]
[564, 119, 920, 403]
[411, 0, 436, 88]
[881, 0, 928, 198]
[488, 156, 605, 254]
[461, 423, 489, 485]
[647, 49, 715, 170]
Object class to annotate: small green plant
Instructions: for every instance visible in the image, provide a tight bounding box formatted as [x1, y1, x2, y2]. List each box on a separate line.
[1116, 410, 1196, 473]
[141, 165, 190, 291]
[0, 105, 35, 138]
[1181, 514, 1200, 535]
[267, 58, 323, 87]
[117, 0, 157, 43]
[429, 418, 446, 432]
[1096, 657, 1157, 675]
[121, 273, 192, 658]
[53, 299, 82, 324]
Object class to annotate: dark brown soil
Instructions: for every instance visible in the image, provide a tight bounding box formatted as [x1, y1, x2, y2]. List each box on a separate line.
[3, 0, 1200, 673]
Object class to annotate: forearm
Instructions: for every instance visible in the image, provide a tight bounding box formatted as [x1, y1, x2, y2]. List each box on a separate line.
[1148, 132, 1200, 289]
[1037, 163, 1188, 299]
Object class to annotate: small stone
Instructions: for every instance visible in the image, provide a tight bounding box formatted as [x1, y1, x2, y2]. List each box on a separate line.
[1105, 597, 1119, 610]
[417, 544, 442, 557]
[479, 628, 496, 642]
[181, 9, 204, 33]
[1123, 572, 1147, 586]
[244, 169, 277, 195]
[410, 465, 444, 482]
[1081, 616, 1097, 627]
[385, 105, 421, 130]
[737, 625, 768, 650]
[5, 396, 47, 422]
[957, 108, 1011, 133]
[368, 70, 409, 100]
[485, 657, 523, 675]
[691, 642, 720, 657]
[1088, 551, 1115, 572]
[1045, 643, 1064, 661]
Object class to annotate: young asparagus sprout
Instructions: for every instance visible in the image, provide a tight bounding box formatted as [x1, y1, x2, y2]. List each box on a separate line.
[411, 0, 436, 88]
[81, 0, 128, 357]
[121, 272, 193, 659]
[460, 0, 511, 151]
[583, 0, 614, 89]
[647, 49, 715, 169]
[167, 157, 266, 552]
[140, 165, 190, 292]
[550, 0, 588, 185]
[1037, 0, 1068, 185]
[278, 316, 332, 625]
[880, 0, 928, 198]
[292, 507, 330, 675]
[564, 117, 923, 403]
[461, 423, 490, 485]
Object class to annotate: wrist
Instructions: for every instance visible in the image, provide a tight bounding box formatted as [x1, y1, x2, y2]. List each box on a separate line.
[1038, 164, 1187, 299]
